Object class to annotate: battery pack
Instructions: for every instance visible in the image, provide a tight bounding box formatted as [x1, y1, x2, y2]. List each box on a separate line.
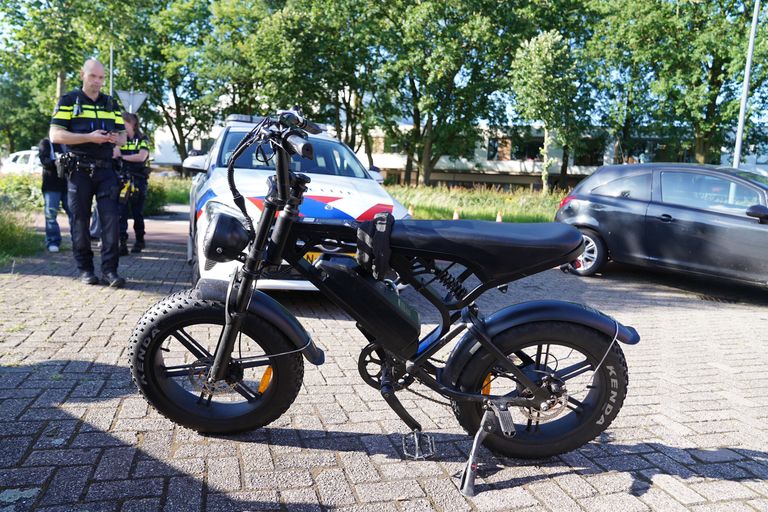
[315, 258, 420, 359]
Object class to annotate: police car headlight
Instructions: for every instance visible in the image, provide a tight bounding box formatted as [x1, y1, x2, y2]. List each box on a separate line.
[202, 202, 250, 263]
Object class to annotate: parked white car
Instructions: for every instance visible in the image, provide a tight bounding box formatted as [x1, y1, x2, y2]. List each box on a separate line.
[185, 115, 409, 290]
[1, 149, 43, 174]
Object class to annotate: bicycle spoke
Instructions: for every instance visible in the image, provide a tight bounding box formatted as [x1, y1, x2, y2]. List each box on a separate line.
[171, 328, 213, 359]
[163, 362, 209, 378]
[566, 396, 585, 414]
[232, 382, 261, 402]
[237, 359, 272, 370]
[555, 360, 593, 382]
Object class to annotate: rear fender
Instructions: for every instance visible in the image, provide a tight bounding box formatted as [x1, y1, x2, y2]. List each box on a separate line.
[441, 300, 638, 387]
[195, 278, 325, 365]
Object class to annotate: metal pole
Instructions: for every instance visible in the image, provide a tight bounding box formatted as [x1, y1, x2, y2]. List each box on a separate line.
[733, 0, 761, 168]
[109, 22, 114, 96]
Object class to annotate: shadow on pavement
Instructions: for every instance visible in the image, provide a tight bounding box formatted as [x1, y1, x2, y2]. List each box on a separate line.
[3, 360, 765, 510]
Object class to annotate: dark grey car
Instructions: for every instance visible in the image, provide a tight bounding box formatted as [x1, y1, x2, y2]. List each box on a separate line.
[555, 163, 768, 287]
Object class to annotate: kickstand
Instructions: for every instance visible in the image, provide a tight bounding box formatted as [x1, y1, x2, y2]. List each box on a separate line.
[459, 409, 495, 497]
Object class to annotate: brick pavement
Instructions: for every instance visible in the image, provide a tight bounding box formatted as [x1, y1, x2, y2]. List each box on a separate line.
[1, 232, 767, 511]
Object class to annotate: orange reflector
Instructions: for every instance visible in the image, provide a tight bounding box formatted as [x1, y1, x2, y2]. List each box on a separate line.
[257, 366, 273, 393]
[482, 374, 492, 395]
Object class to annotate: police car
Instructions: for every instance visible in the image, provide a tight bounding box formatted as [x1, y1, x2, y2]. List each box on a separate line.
[185, 115, 409, 290]
[1, 149, 43, 174]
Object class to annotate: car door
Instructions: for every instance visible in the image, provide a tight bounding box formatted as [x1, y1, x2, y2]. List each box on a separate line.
[584, 171, 652, 264]
[645, 170, 768, 284]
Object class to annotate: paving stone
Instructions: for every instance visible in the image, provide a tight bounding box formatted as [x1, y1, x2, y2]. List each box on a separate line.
[580, 493, 650, 512]
[163, 476, 203, 512]
[315, 468, 356, 507]
[354, 480, 425, 503]
[38, 466, 90, 506]
[85, 478, 165, 502]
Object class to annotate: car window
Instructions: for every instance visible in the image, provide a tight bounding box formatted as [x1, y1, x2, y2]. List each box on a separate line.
[660, 171, 761, 212]
[590, 173, 651, 201]
[17, 154, 29, 165]
[218, 131, 369, 179]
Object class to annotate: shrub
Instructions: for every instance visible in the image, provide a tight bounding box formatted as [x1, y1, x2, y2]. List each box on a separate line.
[0, 174, 44, 211]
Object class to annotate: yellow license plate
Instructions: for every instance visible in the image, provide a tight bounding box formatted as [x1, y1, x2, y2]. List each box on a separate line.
[303, 251, 353, 264]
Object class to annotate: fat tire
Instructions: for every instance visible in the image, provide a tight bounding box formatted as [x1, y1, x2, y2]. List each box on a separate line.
[128, 288, 304, 433]
[570, 228, 607, 276]
[451, 321, 628, 458]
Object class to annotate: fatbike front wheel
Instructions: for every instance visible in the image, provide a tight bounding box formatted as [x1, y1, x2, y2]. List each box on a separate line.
[451, 321, 628, 458]
[128, 289, 304, 434]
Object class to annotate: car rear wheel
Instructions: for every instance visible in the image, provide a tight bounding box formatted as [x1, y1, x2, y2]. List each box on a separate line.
[569, 228, 607, 276]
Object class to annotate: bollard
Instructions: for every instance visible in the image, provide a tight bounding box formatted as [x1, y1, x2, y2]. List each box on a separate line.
[496, 210, 503, 222]
[453, 209, 460, 220]
[408, 205, 414, 217]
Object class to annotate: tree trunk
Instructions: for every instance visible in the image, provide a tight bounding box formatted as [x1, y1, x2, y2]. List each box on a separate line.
[404, 137, 414, 186]
[56, 71, 66, 100]
[540, 128, 551, 194]
[4, 126, 15, 154]
[419, 114, 434, 186]
[363, 129, 374, 169]
[559, 144, 569, 188]
[694, 135, 708, 164]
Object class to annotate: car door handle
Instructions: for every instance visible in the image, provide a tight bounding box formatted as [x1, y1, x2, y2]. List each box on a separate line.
[656, 214, 673, 223]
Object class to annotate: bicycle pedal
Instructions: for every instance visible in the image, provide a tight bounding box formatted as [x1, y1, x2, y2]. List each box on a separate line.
[402, 430, 435, 460]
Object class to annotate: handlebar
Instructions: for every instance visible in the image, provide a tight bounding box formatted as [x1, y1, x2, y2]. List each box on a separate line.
[225, 107, 319, 239]
[278, 109, 323, 135]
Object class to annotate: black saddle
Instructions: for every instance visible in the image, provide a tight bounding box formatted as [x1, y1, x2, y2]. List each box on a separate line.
[390, 220, 583, 284]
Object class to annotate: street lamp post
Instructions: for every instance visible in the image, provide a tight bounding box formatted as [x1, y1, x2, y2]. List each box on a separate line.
[733, 0, 761, 168]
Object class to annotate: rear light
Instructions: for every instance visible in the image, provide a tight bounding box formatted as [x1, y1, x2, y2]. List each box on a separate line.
[559, 195, 576, 209]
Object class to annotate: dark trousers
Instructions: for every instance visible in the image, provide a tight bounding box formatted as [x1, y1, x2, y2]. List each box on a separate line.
[119, 177, 148, 242]
[68, 167, 121, 274]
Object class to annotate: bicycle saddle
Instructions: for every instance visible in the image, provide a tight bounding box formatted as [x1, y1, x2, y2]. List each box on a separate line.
[390, 220, 583, 283]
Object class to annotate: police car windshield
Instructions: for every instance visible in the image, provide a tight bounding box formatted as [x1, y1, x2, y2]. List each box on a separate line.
[219, 130, 370, 179]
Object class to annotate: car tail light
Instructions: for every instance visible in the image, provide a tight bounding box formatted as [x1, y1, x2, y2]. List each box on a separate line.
[559, 195, 576, 209]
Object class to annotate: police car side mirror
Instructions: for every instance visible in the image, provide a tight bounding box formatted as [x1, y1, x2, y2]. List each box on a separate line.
[183, 154, 208, 174]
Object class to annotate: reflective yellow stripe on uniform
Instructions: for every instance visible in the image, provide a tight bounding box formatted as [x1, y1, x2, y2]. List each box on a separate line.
[53, 110, 72, 120]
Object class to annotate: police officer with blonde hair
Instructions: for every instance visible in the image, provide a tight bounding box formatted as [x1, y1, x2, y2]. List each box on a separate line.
[50, 59, 128, 287]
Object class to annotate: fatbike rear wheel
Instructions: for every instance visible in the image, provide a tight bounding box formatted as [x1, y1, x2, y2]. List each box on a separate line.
[451, 321, 628, 458]
[128, 289, 304, 433]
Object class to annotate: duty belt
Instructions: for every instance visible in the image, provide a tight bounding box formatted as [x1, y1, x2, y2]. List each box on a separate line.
[70, 154, 113, 173]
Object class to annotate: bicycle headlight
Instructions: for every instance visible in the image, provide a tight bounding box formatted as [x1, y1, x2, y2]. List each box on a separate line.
[202, 202, 250, 263]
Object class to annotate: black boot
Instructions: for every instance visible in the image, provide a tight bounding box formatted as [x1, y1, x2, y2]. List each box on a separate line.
[103, 271, 126, 288]
[79, 270, 99, 285]
[131, 236, 145, 253]
[119, 237, 129, 256]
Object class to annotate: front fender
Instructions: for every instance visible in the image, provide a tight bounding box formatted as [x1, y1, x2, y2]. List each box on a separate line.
[196, 278, 325, 365]
[441, 300, 639, 387]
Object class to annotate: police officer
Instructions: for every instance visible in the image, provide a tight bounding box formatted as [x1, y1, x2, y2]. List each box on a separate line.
[38, 137, 71, 253]
[49, 59, 127, 287]
[116, 112, 150, 255]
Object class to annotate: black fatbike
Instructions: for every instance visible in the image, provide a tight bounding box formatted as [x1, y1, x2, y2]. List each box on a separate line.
[128, 108, 640, 496]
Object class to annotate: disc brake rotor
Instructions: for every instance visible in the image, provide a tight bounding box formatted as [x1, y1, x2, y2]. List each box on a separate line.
[187, 359, 239, 394]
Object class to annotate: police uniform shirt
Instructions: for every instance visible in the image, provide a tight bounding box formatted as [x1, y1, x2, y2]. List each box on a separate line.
[120, 135, 150, 177]
[50, 89, 125, 160]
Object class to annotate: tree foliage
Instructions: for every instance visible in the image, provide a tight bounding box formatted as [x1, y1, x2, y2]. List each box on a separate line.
[510, 30, 591, 189]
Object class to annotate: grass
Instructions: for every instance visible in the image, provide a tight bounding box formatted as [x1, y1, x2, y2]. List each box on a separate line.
[149, 176, 192, 204]
[386, 184, 564, 222]
[0, 208, 44, 265]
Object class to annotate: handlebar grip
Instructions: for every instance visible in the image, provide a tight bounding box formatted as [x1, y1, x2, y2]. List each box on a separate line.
[300, 120, 322, 135]
[286, 135, 314, 160]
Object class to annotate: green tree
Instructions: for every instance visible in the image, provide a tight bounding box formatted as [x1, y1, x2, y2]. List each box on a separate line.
[375, 0, 522, 186]
[588, 0, 768, 164]
[510, 30, 591, 191]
